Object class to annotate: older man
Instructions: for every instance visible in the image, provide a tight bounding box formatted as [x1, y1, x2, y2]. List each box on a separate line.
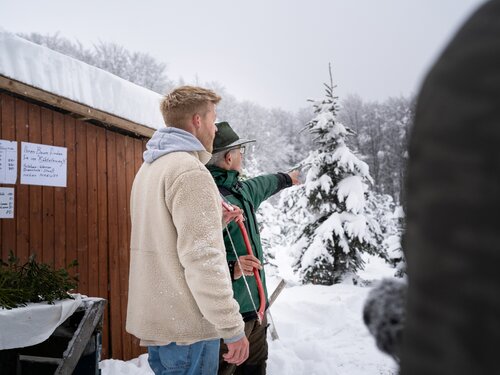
[207, 121, 299, 375]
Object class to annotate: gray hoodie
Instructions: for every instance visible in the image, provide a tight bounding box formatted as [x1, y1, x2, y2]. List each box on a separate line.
[143, 127, 205, 163]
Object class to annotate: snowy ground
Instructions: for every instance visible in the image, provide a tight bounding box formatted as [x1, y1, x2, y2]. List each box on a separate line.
[100, 252, 397, 375]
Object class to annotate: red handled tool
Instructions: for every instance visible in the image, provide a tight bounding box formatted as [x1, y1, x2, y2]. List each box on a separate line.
[222, 199, 266, 323]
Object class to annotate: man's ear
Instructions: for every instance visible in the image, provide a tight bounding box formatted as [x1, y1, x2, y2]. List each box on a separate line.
[192, 113, 201, 129]
[225, 151, 232, 164]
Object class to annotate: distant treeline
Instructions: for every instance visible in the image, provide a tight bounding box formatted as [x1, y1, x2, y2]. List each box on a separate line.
[22, 32, 414, 203]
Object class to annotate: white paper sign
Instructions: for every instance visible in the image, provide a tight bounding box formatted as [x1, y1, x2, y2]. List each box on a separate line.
[0, 187, 14, 219]
[0, 140, 17, 184]
[21, 142, 67, 187]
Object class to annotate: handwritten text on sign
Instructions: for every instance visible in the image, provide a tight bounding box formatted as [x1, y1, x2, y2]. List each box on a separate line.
[0, 187, 14, 219]
[0, 140, 17, 184]
[21, 142, 67, 187]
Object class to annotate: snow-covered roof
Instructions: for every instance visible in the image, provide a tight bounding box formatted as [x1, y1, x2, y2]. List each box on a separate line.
[0, 29, 164, 131]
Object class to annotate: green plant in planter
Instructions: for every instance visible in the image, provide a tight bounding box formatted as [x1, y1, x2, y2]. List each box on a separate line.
[0, 252, 78, 309]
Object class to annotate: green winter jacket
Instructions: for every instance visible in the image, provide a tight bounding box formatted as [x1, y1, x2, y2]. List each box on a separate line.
[208, 166, 292, 321]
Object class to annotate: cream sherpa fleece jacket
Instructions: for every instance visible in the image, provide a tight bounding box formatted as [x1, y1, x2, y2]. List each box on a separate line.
[126, 150, 244, 344]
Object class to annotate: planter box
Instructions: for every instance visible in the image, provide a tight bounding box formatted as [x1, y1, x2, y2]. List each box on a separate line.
[0, 298, 106, 375]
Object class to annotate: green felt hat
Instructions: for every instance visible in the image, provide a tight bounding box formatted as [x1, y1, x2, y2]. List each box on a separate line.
[212, 121, 256, 154]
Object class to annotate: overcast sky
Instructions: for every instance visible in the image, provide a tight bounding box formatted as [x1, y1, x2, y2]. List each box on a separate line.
[0, 0, 486, 111]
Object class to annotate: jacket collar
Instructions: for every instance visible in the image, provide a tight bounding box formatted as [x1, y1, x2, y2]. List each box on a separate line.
[207, 165, 240, 189]
[195, 150, 213, 165]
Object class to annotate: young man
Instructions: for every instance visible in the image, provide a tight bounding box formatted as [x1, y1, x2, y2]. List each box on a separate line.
[206, 122, 300, 375]
[126, 87, 248, 375]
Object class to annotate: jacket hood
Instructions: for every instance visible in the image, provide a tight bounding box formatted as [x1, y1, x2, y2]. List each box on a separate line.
[143, 127, 205, 163]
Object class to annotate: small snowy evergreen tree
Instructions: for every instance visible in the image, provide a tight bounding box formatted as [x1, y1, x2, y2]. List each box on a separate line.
[385, 205, 406, 277]
[365, 192, 396, 255]
[292, 65, 382, 285]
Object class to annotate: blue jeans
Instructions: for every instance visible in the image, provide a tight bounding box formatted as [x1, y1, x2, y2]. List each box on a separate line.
[147, 339, 220, 375]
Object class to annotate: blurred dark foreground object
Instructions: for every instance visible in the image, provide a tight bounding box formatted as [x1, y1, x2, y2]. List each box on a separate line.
[363, 278, 406, 362]
[400, 0, 500, 374]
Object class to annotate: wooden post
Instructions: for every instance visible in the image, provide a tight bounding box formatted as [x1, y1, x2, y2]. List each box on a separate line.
[267, 279, 287, 341]
[269, 279, 286, 307]
[54, 299, 106, 374]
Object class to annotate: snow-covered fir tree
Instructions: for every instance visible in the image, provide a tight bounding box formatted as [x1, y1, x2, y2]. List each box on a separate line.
[365, 192, 396, 255]
[288, 66, 382, 285]
[255, 201, 286, 276]
[384, 205, 406, 277]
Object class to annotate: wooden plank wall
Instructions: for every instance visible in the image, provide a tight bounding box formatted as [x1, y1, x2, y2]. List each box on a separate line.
[0, 92, 148, 360]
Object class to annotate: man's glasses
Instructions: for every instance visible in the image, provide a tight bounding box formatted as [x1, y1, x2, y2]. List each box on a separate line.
[226, 146, 246, 157]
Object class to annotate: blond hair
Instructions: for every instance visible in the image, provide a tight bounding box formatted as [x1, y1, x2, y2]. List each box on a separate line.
[160, 86, 221, 128]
